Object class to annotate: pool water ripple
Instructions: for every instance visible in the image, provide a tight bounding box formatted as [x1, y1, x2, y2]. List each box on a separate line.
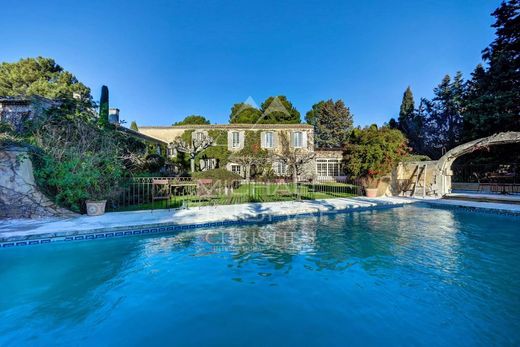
[0, 205, 519, 346]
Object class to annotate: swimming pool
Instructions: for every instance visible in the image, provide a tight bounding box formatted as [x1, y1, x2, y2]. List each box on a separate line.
[1, 205, 519, 346]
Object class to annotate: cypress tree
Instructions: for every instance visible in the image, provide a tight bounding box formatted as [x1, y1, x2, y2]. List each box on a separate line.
[398, 86, 415, 124]
[98, 85, 109, 127]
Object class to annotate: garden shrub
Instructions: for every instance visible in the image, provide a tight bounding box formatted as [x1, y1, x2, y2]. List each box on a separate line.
[192, 168, 242, 181]
[343, 125, 409, 187]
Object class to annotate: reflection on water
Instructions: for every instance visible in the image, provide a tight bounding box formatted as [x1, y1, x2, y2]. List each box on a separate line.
[1, 205, 519, 346]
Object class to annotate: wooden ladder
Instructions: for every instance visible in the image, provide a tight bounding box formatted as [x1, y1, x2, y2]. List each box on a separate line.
[410, 164, 427, 197]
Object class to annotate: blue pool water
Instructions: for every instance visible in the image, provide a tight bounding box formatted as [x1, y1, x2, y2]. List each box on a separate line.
[0, 205, 519, 346]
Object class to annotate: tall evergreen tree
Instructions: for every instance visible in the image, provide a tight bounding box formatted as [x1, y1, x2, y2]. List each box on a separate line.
[306, 99, 353, 148]
[130, 121, 139, 131]
[395, 86, 424, 153]
[463, 0, 520, 140]
[98, 85, 109, 128]
[398, 86, 415, 124]
[422, 73, 465, 158]
[260, 96, 301, 124]
[229, 103, 262, 123]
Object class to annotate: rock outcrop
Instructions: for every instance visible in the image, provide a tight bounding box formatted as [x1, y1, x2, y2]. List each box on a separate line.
[0, 146, 74, 219]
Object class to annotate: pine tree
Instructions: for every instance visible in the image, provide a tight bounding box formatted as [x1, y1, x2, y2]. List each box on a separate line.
[98, 85, 109, 128]
[398, 86, 415, 124]
[463, 0, 520, 140]
[307, 99, 353, 148]
[130, 121, 139, 131]
[396, 86, 424, 153]
[422, 73, 465, 158]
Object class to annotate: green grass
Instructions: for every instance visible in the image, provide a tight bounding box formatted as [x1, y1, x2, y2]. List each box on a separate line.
[109, 182, 359, 212]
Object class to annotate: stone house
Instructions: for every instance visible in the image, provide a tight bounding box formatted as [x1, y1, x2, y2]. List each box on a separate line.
[0, 96, 59, 133]
[138, 124, 346, 180]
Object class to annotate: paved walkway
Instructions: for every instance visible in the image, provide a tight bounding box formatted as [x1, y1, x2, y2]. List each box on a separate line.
[0, 197, 413, 242]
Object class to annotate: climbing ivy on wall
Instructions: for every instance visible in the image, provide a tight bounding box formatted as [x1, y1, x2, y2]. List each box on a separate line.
[195, 129, 230, 168]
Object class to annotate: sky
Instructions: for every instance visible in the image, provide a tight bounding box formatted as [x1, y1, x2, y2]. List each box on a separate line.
[1, 0, 501, 127]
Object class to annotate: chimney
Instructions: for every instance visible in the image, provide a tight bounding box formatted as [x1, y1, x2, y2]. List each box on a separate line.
[108, 108, 120, 125]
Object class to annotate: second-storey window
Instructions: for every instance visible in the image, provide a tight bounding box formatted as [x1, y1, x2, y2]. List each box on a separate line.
[232, 131, 240, 148]
[264, 132, 274, 148]
[292, 131, 303, 148]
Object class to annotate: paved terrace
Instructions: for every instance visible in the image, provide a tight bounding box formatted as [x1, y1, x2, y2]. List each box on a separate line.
[1, 197, 413, 243]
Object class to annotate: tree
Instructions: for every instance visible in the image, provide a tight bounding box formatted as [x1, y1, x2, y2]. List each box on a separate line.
[173, 115, 210, 125]
[271, 132, 315, 184]
[396, 87, 424, 154]
[229, 103, 262, 123]
[130, 121, 139, 131]
[171, 133, 213, 172]
[260, 96, 301, 124]
[98, 85, 109, 128]
[306, 99, 353, 148]
[463, 0, 520, 140]
[343, 125, 409, 187]
[0, 57, 91, 103]
[422, 73, 465, 158]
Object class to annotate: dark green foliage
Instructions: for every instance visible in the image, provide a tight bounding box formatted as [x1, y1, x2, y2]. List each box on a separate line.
[396, 87, 424, 154]
[173, 115, 210, 125]
[229, 103, 262, 123]
[130, 121, 139, 131]
[463, 0, 520, 140]
[422, 73, 465, 158]
[0, 57, 91, 103]
[98, 85, 109, 128]
[260, 96, 301, 124]
[232, 131, 269, 179]
[195, 129, 230, 168]
[143, 154, 165, 173]
[306, 99, 353, 148]
[192, 168, 242, 181]
[343, 125, 409, 181]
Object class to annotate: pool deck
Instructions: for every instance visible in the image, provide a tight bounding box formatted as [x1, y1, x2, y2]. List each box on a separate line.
[2, 195, 520, 246]
[0, 197, 413, 244]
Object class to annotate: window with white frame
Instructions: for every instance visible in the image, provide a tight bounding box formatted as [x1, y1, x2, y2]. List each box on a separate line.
[193, 131, 204, 142]
[316, 159, 341, 177]
[292, 131, 303, 148]
[274, 161, 287, 176]
[263, 132, 274, 148]
[231, 132, 240, 148]
[231, 164, 241, 175]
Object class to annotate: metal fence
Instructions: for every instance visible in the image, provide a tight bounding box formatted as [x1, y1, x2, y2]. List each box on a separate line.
[452, 163, 519, 183]
[106, 176, 363, 212]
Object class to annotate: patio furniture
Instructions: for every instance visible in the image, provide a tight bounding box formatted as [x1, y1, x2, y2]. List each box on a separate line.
[152, 179, 171, 210]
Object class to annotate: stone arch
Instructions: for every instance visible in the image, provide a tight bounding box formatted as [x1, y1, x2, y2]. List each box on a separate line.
[435, 132, 520, 196]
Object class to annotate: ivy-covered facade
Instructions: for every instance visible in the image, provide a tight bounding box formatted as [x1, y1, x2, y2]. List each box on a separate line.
[138, 124, 345, 179]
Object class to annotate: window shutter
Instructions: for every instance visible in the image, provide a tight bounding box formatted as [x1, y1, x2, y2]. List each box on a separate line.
[273, 132, 279, 149]
[261, 132, 266, 148]
[227, 131, 233, 150]
[239, 131, 245, 149]
[290, 132, 295, 148]
[302, 132, 308, 148]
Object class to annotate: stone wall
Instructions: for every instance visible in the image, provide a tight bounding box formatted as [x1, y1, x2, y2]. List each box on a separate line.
[0, 146, 74, 219]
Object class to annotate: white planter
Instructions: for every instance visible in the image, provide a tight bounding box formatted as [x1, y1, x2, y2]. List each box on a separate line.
[365, 188, 379, 198]
[86, 200, 107, 216]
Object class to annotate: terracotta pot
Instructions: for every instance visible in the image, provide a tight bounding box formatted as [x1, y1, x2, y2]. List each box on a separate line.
[86, 200, 107, 216]
[365, 188, 378, 198]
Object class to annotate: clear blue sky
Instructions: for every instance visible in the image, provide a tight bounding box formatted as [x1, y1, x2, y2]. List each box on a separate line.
[1, 0, 500, 127]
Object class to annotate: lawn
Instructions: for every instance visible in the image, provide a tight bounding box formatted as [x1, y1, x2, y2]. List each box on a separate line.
[109, 182, 360, 212]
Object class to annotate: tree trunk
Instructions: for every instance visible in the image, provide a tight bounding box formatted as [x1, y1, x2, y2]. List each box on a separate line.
[190, 158, 195, 173]
[292, 164, 298, 184]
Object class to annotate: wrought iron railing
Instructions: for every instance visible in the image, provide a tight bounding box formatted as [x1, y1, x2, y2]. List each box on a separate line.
[106, 176, 363, 212]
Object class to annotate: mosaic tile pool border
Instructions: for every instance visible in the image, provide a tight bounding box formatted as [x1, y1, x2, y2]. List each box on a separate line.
[0, 203, 404, 248]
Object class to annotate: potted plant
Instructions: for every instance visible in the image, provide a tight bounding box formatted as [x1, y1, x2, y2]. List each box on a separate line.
[343, 125, 409, 198]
